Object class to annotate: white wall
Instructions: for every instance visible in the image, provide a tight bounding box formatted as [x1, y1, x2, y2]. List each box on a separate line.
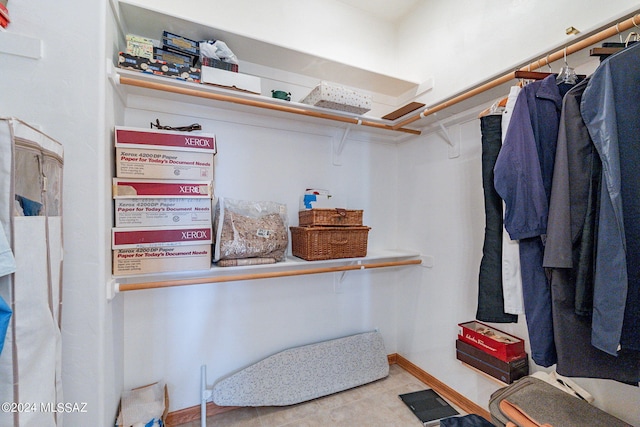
[397, 0, 640, 106]
[119, 99, 402, 411]
[2, 0, 640, 425]
[0, 0, 122, 425]
[124, 0, 399, 78]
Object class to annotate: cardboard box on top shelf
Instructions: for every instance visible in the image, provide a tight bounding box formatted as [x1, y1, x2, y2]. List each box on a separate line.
[201, 66, 261, 94]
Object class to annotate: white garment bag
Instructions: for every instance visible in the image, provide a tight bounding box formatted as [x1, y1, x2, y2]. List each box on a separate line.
[0, 118, 64, 427]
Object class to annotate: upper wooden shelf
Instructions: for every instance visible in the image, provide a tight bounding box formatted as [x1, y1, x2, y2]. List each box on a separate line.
[111, 68, 422, 136]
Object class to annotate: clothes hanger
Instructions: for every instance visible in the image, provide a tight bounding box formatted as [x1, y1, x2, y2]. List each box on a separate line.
[590, 20, 639, 59]
[478, 98, 506, 118]
[556, 47, 578, 84]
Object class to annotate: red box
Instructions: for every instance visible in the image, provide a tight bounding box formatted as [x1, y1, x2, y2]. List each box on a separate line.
[458, 321, 525, 362]
[112, 225, 212, 249]
[115, 126, 216, 154]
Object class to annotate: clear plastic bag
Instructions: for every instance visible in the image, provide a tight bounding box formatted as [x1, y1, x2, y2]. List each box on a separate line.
[213, 198, 288, 262]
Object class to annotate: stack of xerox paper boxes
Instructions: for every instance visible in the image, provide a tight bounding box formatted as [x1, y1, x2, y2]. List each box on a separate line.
[112, 126, 216, 275]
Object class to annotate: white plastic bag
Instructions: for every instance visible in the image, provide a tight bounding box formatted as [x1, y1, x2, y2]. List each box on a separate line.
[199, 40, 238, 64]
[213, 198, 288, 262]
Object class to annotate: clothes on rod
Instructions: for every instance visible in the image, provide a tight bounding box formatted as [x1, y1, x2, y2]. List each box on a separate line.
[581, 41, 640, 357]
[485, 42, 640, 383]
[544, 78, 639, 384]
[476, 114, 517, 324]
[494, 75, 575, 367]
[500, 86, 524, 316]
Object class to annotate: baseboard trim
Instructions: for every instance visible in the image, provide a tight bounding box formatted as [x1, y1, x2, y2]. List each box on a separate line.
[166, 402, 237, 426]
[165, 353, 491, 426]
[393, 354, 492, 421]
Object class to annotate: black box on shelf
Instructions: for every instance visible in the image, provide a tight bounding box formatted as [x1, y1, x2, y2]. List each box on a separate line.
[153, 47, 193, 67]
[456, 339, 529, 384]
[201, 56, 239, 72]
[162, 30, 199, 56]
[117, 52, 201, 83]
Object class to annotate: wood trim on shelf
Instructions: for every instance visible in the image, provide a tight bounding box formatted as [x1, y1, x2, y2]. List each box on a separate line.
[165, 353, 492, 426]
[117, 74, 422, 135]
[115, 258, 422, 293]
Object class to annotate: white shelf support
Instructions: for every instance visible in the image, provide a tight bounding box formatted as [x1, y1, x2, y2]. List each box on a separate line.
[106, 279, 118, 301]
[431, 113, 460, 159]
[333, 270, 348, 293]
[332, 123, 358, 166]
[107, 59, 128, 106]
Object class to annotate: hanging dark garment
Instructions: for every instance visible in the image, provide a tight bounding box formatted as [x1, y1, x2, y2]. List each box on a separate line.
[581, 42, 640, 355]
[477, 114, 517, 323]
[544, 79, 640, 384]
[494, 75, 572, 367]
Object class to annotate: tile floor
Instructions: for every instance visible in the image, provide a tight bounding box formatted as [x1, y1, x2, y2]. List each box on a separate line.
[179, 364, 465, 427]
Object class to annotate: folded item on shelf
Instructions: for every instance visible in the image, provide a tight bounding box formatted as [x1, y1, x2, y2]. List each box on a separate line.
[213, 198, 288, 262]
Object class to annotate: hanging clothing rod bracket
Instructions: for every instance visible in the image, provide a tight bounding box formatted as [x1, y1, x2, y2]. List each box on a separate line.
[431, 113, 461, 158]
[107, 279, 118, 301]
[333, 124, 357, 165]
[434, 115, 454, 147]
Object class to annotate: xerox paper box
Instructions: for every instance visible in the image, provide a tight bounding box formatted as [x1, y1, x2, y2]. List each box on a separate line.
[113, 244, 211, 275]
[115, 198, 213, 227]
[115, 126, 216, 154]
[458, 321, 525, 362]
[112, 178, 213, 198]
[116, 147, 214, 180]
[113, 178, 213, 227]
[112, 225, 212, 249]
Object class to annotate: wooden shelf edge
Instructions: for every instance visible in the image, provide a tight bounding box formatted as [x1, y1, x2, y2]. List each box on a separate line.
[114, 70, 421, 135]
[114, 257, 422, 293]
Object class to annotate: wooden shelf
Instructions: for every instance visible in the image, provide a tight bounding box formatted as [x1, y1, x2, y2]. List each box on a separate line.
[112, 68, 421, 136]
[110, 250, 422, 296]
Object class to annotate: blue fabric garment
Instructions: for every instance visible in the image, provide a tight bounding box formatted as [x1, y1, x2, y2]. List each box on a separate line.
[581, 42, 640, 355]
[545, 79, 639, 384]
[494, 75, 569, 367]
[0, 296, 11, 356]
[440, 414, 495, 426]
[15, 194, 42, 216]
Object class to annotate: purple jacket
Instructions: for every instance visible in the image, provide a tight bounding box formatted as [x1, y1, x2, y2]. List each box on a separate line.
[494, 75, 564, 240]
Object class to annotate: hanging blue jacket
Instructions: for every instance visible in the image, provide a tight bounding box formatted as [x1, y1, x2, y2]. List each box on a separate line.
[581, 42, 640, 356]
[494, 75, 569, 367]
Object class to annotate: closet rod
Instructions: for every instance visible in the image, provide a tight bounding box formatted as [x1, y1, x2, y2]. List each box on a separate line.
[117, 75, 422, 135]
[115, 258, 422, 292]
[393, 12, 640, 130]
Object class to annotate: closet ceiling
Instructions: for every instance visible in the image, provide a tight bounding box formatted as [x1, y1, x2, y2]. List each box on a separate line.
[337, 0, 422, 24]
